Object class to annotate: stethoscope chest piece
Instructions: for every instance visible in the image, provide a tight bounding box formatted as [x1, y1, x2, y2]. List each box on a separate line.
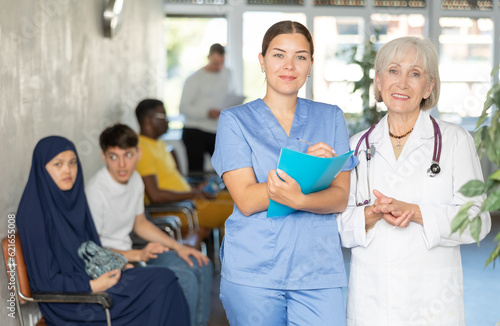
[427, 163, 441, 177]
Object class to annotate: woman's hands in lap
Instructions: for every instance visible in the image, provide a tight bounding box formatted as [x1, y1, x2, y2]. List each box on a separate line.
[90, 269, 121, 292]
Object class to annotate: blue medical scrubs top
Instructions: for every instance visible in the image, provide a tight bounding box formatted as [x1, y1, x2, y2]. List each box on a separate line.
[212, 98, 358, 290]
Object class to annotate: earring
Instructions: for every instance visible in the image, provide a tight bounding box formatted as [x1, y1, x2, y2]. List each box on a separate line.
[261, 69, 265, 73]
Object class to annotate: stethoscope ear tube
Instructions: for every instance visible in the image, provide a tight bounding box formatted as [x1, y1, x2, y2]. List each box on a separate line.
[429, 116, 442, 176]
[354, 123, 378, 158]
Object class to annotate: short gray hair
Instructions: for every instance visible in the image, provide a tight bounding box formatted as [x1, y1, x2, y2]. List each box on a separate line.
[373, 36, 440, 111]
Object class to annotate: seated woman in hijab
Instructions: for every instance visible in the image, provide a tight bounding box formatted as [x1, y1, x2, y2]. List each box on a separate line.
[16, 136, 190, 326]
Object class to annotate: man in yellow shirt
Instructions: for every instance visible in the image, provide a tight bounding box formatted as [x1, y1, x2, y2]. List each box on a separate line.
[135, 99, 233, 232]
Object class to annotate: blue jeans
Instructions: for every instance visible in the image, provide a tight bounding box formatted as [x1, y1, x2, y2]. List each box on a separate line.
[148, 251, 213, 326]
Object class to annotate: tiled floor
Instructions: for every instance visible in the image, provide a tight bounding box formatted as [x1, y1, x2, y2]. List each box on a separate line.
[208, 213, 500, 325]
[208, 274, 229, 326]
[462, 212, 500, 325]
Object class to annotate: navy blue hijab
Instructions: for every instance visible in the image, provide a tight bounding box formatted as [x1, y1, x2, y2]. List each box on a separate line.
[17, 136, 100, 293]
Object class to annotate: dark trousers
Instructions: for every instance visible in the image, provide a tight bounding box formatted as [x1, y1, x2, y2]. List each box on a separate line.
[182, 128, 216, 174]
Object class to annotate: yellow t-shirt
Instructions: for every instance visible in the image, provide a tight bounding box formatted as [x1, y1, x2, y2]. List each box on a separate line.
[137, 135, 191, 198]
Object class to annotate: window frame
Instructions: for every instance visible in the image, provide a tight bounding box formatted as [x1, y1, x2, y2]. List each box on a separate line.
[164, 1, 500, 125]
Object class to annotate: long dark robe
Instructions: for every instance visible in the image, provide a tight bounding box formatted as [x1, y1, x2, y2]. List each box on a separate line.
[17, 136, 190, 326]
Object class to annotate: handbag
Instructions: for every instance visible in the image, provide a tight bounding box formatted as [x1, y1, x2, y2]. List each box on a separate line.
[78, 240, 128, 279]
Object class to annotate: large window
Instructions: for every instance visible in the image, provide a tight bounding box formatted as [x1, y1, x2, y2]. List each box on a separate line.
[313, 16, 364, 113]
[371, 13, 425, 43]
[164, 1, 500, 130]
[164, 16, 227, 118]
[312, 14, 425, 114]
[438, 17, 493, 125]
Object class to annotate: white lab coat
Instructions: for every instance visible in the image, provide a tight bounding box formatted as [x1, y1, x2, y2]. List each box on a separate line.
[338, 110, 491, 326]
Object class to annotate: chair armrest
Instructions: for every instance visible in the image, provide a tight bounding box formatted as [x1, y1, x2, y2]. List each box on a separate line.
[149, 215, 183, 243]
[131, 215, 183, 248]
[145, 201, 199, 231]
[146, 200, 197, 212]
[33, 291, 113, 309]
[149, 215, 182, 230]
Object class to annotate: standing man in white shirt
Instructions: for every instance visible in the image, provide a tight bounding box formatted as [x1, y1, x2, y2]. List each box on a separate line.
[180, 43, 235, 175]
[86, 123, 212, 326]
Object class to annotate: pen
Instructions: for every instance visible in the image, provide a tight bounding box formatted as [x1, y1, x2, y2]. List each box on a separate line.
[296, 137, 337, 156]
[296, 137, 314, 146]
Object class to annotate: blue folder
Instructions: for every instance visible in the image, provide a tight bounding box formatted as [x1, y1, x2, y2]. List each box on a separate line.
[267, 149, 354, 218]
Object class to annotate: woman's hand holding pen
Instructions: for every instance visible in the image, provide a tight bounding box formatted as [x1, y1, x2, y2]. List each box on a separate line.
[267, 169, 304, 210]
[297, 138, 337, 158]
[306, 142, 337, 158]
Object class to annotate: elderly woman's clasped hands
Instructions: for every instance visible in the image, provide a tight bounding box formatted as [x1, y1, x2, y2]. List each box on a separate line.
[365, 189, 423, 231]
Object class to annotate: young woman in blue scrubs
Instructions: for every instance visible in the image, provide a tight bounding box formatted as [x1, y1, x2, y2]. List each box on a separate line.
[212, 20, 358, 326]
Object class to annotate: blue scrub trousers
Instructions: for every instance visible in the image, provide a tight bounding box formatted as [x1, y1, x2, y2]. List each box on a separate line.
[220, 277, 346, 326]
[148, 251, 213, 326]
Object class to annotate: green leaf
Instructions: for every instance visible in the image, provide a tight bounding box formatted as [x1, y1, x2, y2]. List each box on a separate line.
[450, 201, 474, 234]
[490, 64, 500, 77]
[474, 126, 486, 154]
[484, 132, 500, 166]
[476, 107, 490, 128]
[469, 216, 482, 243]
[484, 178, 499, 195]
[458, 218, 471, 235]
[483, 189, 500, 212]
[495, 115, 500, 162]
[487, 81, 500, 96]
[490, 169, 500, 181]
[488, 109, 499, 140]
[483, 94, 494, 110]
[483, 88, 500, 110]
[485, 235, 500, 267]
[493, 94, 500, 109]
[459, 180, 485, 197]
[450, 213, 467, 234]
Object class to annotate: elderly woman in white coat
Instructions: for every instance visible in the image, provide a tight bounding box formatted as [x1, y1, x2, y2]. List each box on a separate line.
[338, 36, 491, 326]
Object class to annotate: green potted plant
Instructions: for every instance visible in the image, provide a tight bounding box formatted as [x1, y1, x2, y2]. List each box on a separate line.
[342, 30, 385, 134]
[451, 64, 500, 266]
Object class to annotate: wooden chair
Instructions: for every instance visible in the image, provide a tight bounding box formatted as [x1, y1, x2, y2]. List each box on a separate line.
[2, 232, 113, 326]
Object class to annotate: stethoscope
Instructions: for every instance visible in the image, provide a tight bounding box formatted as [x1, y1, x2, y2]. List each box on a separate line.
[353, 116, 442, 206]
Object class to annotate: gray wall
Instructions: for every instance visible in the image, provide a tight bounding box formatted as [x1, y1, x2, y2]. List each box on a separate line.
[0, 0, 165, 324]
